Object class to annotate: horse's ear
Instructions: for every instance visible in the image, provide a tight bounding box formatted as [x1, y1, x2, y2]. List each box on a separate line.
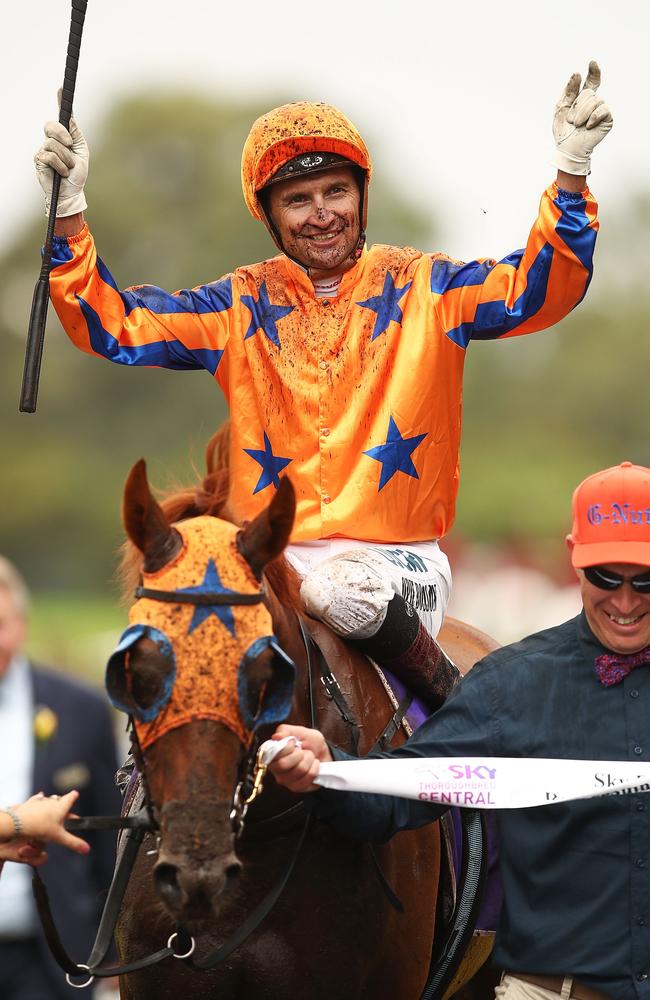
[237, 477, 296, 578]
[123, 460, 182, 570]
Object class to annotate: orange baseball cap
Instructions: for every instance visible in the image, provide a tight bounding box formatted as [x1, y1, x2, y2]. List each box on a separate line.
[568, 461, 650, 568]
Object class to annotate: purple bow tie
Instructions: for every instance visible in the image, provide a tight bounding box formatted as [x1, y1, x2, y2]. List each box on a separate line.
[594, 646, 650, 687]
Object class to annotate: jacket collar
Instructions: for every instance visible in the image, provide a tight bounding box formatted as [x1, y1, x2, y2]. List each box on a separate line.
[281, 245, 369, 298]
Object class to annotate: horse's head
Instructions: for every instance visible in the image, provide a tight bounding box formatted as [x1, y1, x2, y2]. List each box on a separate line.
[107, 459, 296, 928]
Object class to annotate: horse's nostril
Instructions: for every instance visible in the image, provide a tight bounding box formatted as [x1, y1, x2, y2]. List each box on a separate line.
[154, 862, 184, 909]
[224, 855, 243, 882]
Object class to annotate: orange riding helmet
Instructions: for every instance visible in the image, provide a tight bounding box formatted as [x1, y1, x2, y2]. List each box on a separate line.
[241, 101, 373, 245]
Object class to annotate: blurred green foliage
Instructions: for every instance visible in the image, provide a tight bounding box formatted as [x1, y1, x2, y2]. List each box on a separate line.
[25, 592, 126, 686]
[2, 89, 649, 641]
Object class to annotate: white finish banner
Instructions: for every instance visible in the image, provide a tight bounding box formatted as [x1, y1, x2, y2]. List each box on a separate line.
[259, 739, 650, 809]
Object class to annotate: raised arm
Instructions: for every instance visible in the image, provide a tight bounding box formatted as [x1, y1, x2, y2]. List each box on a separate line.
[34, 113, 231, 374]
[432, 61, 612, 348]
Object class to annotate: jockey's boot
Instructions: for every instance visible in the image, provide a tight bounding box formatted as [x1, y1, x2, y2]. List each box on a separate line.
[350, 594, 460, 711]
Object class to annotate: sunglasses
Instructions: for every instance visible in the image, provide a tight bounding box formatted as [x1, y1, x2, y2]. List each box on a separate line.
[583, 566, 650, 593]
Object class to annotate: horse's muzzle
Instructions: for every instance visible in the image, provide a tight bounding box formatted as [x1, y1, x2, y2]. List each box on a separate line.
[153, 799, 243, 923]
[154, 852, 243, 923]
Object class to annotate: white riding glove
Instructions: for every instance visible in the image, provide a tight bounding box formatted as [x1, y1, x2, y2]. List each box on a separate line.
[553, 60, 613, 175]
[553, 60, 614, 176]
[34, 114, 89, 217]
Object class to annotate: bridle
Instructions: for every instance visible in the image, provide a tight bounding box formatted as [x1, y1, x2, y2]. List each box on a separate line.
[33, 576, 310, 989]
[132, 581, 295, 838]
[32, 575, 427, 992]
[127, 581, 275, 835]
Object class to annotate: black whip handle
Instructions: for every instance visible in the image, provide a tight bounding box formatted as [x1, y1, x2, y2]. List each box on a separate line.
[20, 0, 88, 413]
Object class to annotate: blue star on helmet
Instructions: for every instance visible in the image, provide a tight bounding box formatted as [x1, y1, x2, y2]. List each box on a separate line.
[241, 281, 294, 349]
[177, 559, 237, 636]
[364, 416, 427, 491]
[356, 272, 412, 341]
[244, 432, 293, 494]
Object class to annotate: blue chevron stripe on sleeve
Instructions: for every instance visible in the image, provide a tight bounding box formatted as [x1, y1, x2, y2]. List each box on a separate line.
[430, 258, 495, 294]
[444, 243, 554, 348]
[50, 238, 74, 266]
[552, 190, 596, 281]
[77, 294, 224, 373]
[95, 258, 233, 317]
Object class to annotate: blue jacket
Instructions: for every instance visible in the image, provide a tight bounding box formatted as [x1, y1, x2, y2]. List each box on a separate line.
[30, 664, 120, 998]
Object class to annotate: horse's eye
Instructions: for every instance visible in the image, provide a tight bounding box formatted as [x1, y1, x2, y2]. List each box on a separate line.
[127, 639, 174, 713]
[237, 637, 295, 732]
[239, 646, 275, 726]
[106, 626, 176, 722]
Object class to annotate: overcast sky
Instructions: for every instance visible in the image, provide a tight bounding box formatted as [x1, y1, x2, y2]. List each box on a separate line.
[3, 0, 647, 264]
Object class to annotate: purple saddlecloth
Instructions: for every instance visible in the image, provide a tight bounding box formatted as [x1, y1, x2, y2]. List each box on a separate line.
[383, 669, 503, 933]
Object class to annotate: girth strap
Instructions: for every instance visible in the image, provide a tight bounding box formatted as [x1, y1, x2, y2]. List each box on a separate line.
[371, 690, 414, 753]
[314, 642, 361, 754]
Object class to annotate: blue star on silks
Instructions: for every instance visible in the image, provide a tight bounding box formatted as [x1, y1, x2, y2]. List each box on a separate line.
[244, 433, 293, 494]
[177, 560, 237, 636]
[356, 272, 412, 341]
[364, 416, 427, 491]
[241, 281, 294, 349]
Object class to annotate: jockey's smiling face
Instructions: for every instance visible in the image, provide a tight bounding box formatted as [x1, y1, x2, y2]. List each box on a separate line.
[266, 166, 361, 280]
[580, 562, 650, 655]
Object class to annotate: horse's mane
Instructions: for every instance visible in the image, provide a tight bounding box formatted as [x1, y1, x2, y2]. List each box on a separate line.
[118, 422, 303, 611]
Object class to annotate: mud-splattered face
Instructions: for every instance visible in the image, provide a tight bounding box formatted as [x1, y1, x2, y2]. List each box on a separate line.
[266, 166, 361, 279]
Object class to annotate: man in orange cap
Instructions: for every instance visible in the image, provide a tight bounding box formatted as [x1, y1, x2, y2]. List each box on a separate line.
[268, 460, 650, 1000]
[566, 461, 650, 663]
[34, 68, 612, 699]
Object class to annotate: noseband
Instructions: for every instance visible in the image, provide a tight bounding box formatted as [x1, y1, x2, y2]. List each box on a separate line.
[134, 585, 264, 606]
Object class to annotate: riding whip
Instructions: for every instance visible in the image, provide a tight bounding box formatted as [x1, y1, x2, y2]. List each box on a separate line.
[19, 0, 88, 413]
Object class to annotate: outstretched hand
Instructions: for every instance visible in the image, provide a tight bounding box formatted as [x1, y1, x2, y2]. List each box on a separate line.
[0, 790, 90, 867]
[553, 60, 613, 175]
[34, 92, 89, 217]
[268, 725, 333, 793]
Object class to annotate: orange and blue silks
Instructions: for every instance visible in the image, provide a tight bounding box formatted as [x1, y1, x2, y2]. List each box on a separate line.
[49, 180, 597, 545]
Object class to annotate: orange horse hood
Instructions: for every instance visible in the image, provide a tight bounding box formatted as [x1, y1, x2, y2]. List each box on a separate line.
[124, 517, 274, 749]
[241, 101, 372, 227]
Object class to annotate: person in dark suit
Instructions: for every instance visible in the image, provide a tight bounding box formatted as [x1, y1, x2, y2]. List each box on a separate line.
[0, 555, 121, 999]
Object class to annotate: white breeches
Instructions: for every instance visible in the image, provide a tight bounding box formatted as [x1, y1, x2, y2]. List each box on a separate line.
[286, 539, 452, 641]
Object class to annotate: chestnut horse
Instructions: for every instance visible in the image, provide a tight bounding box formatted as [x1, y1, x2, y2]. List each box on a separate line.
[110, 447, 498, 1000]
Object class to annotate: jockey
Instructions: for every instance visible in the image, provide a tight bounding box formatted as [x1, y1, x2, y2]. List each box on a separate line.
[35, 66, 612, 705]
